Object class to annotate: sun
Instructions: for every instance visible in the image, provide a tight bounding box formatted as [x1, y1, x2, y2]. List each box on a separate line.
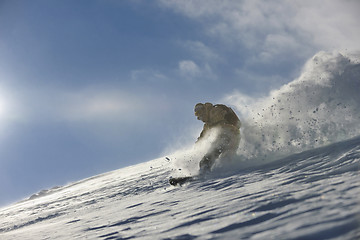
[0, 100, 5, 116]
[0, 91, 10, 120]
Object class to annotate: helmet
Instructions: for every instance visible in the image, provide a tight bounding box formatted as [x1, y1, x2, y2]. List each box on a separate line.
[194, 103, 213, 122]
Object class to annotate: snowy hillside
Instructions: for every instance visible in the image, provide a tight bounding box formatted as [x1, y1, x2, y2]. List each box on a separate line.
[0, 136, 359, 239]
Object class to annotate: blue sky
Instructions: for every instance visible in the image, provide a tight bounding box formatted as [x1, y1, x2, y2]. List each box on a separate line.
[0, 0, 359, 206]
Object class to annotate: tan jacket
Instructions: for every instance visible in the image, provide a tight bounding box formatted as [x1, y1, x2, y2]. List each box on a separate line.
[197, 104, 241, 141]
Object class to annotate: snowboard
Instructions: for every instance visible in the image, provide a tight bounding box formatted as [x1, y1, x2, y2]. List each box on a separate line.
[169, 176, 194, 186]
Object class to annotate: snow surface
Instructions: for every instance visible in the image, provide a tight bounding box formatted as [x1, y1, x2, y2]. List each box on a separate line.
[1, 51, 360, 239]
[0, 136, 359, 239]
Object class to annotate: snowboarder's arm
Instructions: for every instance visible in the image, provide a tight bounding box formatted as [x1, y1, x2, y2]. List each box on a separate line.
[196, 125, 210, 142]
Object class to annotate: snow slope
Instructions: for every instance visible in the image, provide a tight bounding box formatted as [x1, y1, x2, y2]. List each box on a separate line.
[0, 136, 359, 239]
[1, 51, 359, 239]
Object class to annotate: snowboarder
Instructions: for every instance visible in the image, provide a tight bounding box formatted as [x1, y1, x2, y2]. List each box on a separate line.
[194, 102, 241, 174]
[169, 103, 241, 186]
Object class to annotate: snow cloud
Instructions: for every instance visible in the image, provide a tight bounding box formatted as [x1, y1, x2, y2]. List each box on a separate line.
[223, 51, 360, 161]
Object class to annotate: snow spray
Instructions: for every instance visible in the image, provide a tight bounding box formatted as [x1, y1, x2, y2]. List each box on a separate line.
[224, 51, 360, 163]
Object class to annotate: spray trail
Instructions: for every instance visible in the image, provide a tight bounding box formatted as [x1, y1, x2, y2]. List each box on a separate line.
[225, 51, 360, 162]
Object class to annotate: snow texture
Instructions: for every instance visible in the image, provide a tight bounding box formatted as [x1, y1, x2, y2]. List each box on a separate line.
[0, 51, 359, 239]
[0, 137, 359, 239]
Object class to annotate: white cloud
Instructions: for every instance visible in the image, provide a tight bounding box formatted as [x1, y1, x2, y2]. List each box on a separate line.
[3, 84, 170, 127]
[61, 90, 143, 123]
[259, 34, 307, 62]
[58, 87, 172, 126]
[178, 60, 201, 79]
[181, 41, 220, 62]
[130, 69, 168, 83]
[178, 60, 217, 81]
[292, 0, 360, 50]
[159, 0, 360, 66]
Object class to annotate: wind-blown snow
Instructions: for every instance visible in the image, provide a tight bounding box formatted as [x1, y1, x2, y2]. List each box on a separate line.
[1, 51, 359, 239]
[224, 51, 360, 163]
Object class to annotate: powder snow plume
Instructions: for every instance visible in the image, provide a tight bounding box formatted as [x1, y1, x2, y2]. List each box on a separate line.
[224, 51, 360, 163]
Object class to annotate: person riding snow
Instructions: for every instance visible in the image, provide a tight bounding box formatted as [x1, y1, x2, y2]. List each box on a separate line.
[194, 102, 241, 174]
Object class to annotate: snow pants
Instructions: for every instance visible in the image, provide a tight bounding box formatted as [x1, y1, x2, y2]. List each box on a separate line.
[199, 127, 240, 174]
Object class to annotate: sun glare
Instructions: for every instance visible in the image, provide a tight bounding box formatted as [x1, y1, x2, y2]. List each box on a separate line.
[0, 92, 9, 120]
[0, 100, 5, 116]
